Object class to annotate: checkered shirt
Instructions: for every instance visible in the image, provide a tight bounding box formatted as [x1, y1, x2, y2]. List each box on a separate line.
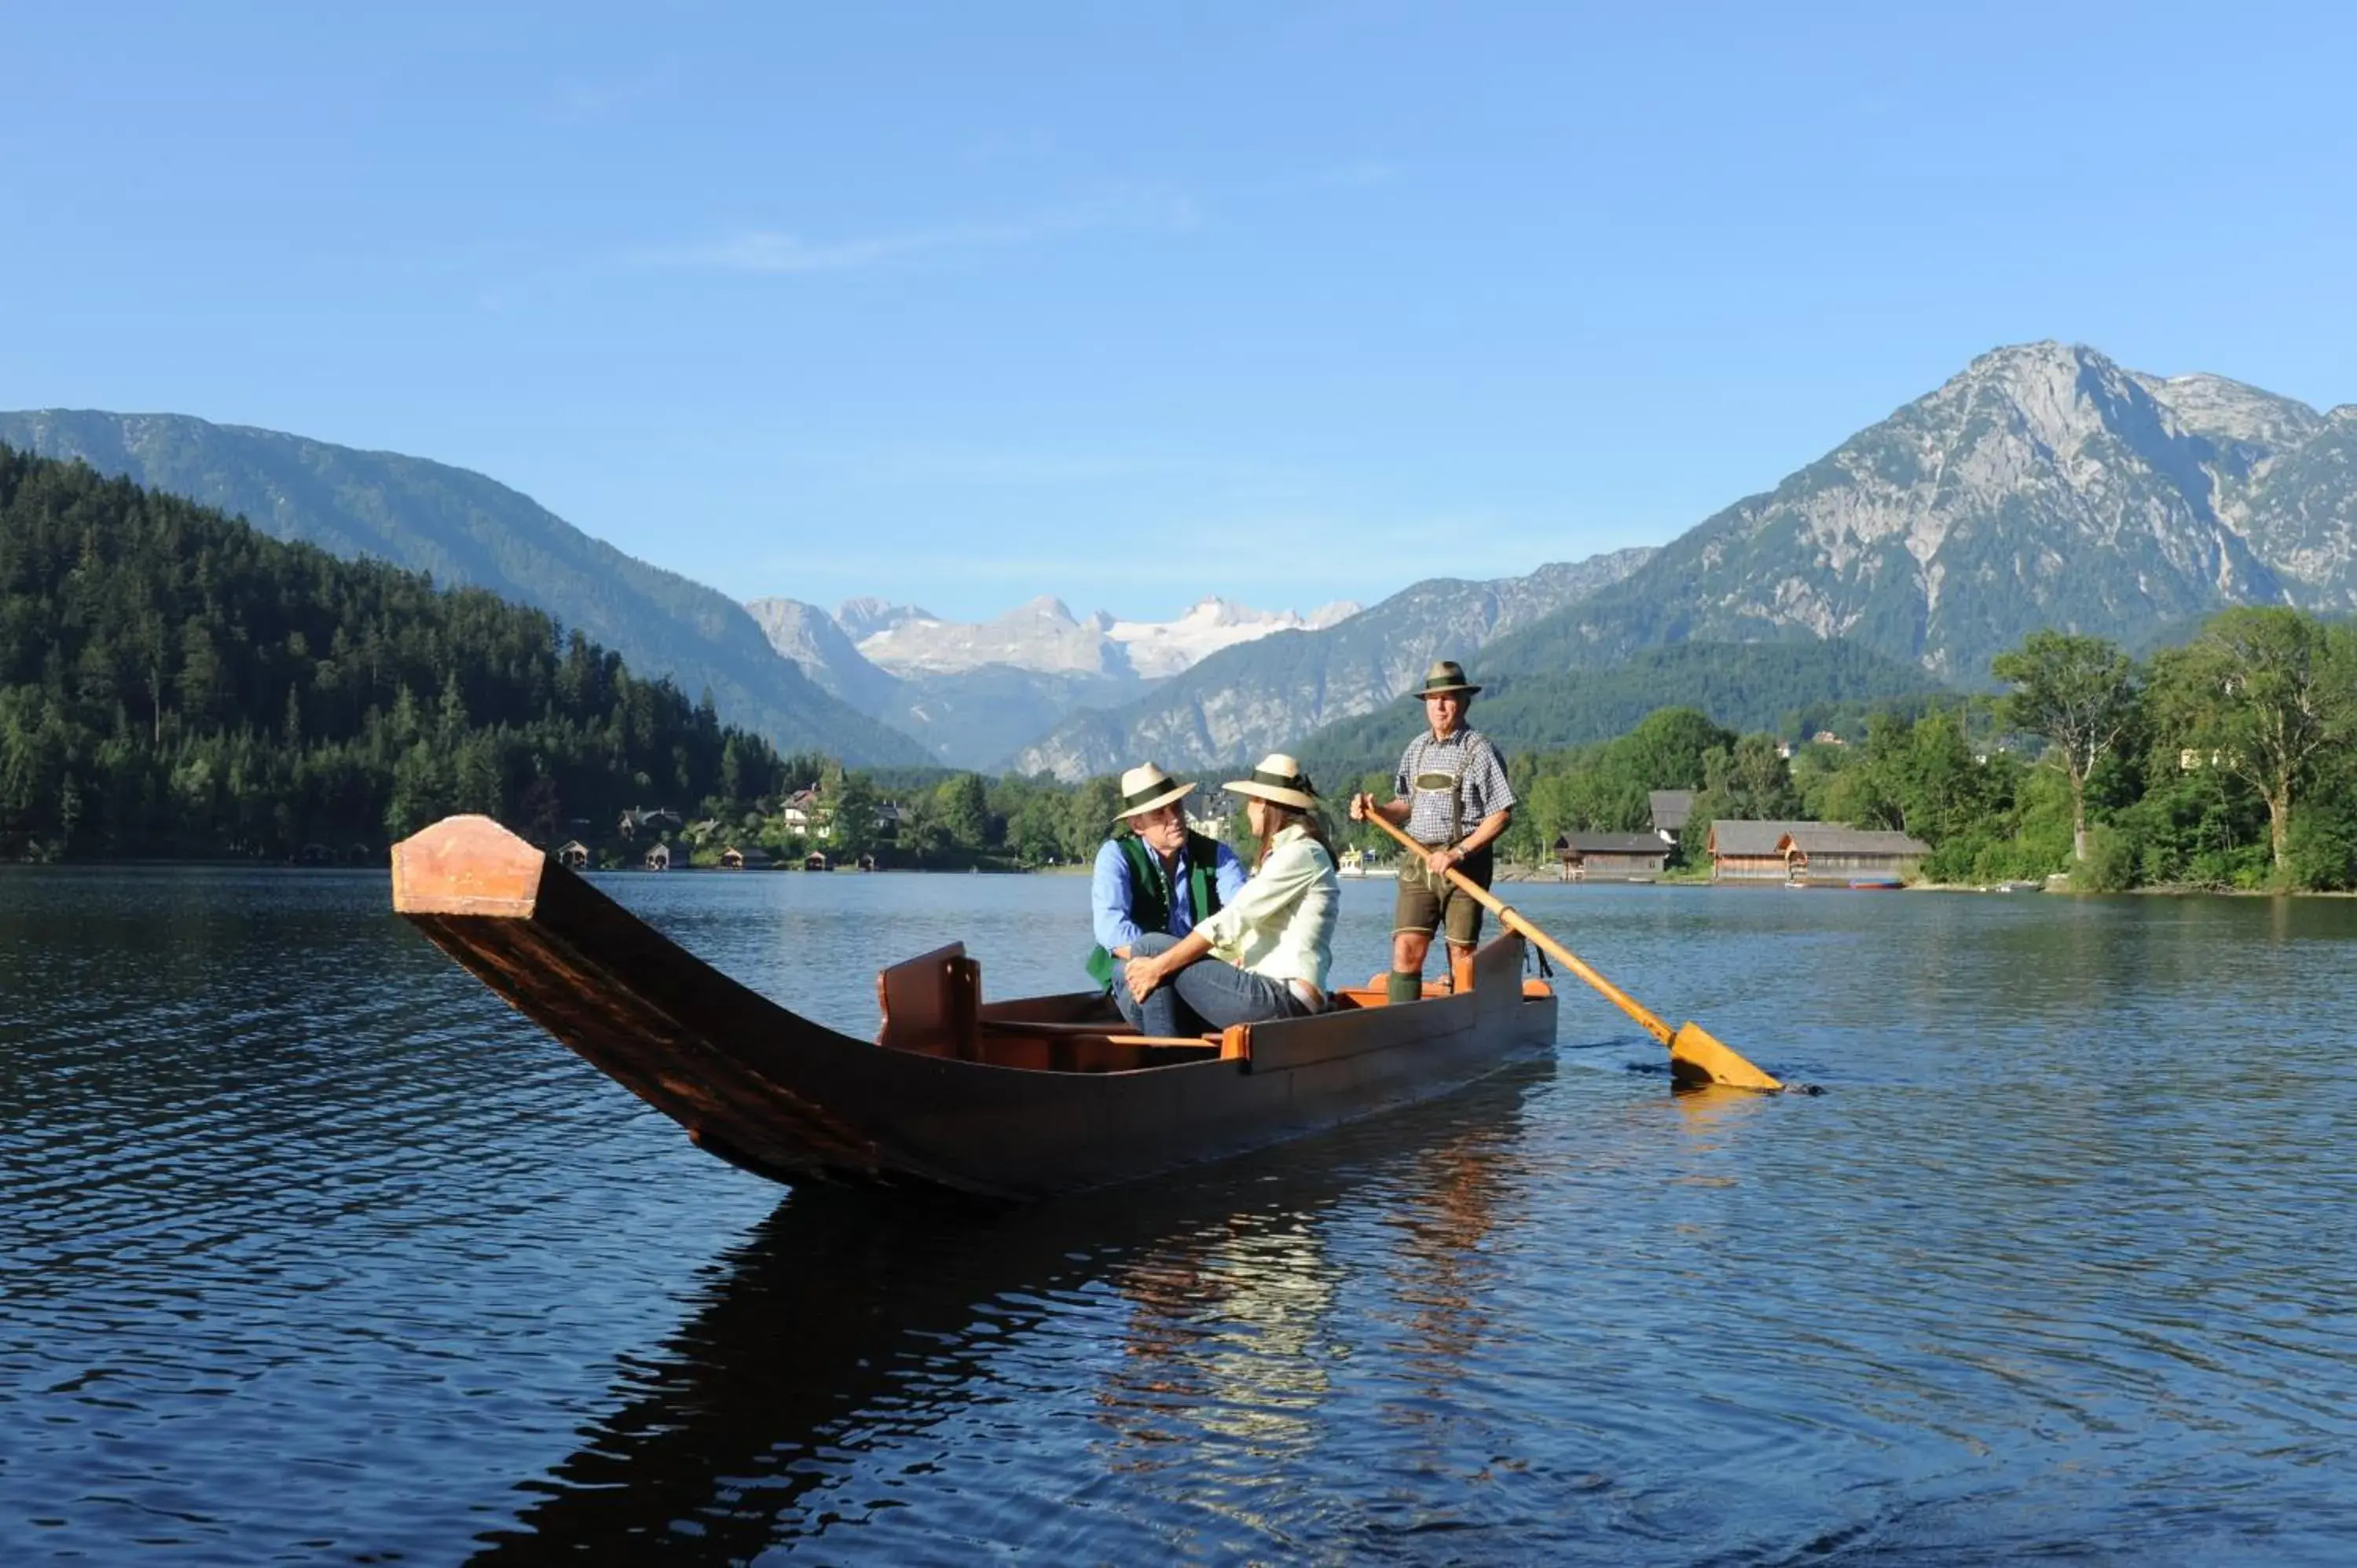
[1394, 727, 1516, 847]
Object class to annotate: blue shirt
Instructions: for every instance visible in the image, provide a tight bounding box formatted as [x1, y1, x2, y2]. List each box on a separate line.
[1091, 833, 1248, 954]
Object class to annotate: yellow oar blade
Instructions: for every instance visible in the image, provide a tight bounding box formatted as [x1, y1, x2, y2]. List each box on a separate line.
[1668, 1022, 1783, 1093]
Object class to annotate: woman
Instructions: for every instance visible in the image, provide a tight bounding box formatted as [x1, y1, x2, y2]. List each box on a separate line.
[1119, 753, 1340, 1030]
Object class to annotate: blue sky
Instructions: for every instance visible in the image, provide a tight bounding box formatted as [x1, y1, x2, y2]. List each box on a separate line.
[7, 2, 2354, 624]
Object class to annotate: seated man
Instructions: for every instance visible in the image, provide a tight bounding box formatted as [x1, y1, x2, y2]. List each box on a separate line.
[1089, 762, 1247, 1037]
[1123, 753, 1340, 1029]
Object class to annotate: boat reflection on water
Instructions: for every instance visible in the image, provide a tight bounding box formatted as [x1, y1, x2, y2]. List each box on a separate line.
[465, 1063, 1554, 1564]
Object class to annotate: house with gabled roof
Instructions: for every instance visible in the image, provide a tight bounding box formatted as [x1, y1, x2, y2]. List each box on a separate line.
[1706, 820, 1819, 882]
[1778, 826, 1929, 885]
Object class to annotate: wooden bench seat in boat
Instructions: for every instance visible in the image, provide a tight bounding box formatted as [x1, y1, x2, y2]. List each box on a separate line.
[876, 943, 1225, 1072]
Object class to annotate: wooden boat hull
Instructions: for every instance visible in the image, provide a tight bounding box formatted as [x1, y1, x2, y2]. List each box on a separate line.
[391, 815, 1560, 1200]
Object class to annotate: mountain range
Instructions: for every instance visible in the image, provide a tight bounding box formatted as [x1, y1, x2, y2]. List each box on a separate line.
[0, 411, 930, 766]
[740, 594, 1359, 767]
[7, 339, 2352, 780]
[1484, 343, 2357, 684]
[1010, 551, 1659, 779]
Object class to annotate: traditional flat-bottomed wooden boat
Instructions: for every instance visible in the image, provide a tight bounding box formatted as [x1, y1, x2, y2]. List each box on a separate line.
[390, 815, 1560, 1200]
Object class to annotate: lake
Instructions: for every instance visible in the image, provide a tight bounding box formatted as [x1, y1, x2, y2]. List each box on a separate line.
[4, 867, 2355, 1564]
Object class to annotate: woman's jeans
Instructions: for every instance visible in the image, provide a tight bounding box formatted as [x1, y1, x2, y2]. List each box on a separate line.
[1113, 932, 1314, 1037]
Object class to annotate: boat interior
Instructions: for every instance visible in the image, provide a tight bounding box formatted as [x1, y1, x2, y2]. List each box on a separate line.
[874, 940, 1544, 1074]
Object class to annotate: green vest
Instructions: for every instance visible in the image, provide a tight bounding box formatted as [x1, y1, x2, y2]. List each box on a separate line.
[1085, 830, 1225, 987]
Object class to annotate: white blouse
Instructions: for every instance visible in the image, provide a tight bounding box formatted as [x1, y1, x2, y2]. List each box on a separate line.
[1194, 823, 1337, 992]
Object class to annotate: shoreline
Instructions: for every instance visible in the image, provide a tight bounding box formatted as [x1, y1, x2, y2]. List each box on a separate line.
[7, 856, 2352, 899]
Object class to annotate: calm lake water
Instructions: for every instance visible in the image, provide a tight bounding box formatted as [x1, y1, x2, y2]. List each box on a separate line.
[4, 866, 2355, 1565]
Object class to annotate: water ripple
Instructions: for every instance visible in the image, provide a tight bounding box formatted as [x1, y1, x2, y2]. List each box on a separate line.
[5, 872, 2357, 1563]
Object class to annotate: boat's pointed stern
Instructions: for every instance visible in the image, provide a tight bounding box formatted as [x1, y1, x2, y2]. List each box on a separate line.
[391, 813, 548, 919]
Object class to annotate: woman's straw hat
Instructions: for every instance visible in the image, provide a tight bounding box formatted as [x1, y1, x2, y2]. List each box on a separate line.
[1222, 753, 1319, 811]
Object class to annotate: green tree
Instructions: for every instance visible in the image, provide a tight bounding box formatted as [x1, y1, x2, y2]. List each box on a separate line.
[934, 772, 992, 849]
[1992, 630, 2139, 862]
[2149, 608, 2355, 876]
[831, 773, 881, 859]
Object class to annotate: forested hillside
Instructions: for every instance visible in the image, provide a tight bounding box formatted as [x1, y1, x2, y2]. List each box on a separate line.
[0, 445, 791, 859]
[1295, 639, 1947, 784]
[0, 412, 930, 765]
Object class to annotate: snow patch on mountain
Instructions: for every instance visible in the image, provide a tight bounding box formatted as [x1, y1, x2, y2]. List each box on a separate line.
[1105, 596, 1365, 678]
[851, 593, 1367, 680]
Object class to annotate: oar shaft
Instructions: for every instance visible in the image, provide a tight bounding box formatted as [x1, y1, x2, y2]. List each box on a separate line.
[1359, 812, 1674, 1045]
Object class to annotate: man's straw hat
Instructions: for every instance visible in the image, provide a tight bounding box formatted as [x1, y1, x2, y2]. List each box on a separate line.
[1113, 762, 1195, 822]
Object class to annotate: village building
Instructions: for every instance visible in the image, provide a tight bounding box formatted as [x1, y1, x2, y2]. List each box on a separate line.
[1706, 820, 1820, 882]
[1706, 820, 1930, 884]
[779, 786, 830, 840]
[617, 807, 683, 841]
[643, 842, 673, 871]
[802, 851, 831, 871]
[1553, 832, 1671, 881]
[1648, 790, 1695, 845]
[1779, 826, 1930, 885]
[720, 845, 772, 870]
[555, 840, 591, 870]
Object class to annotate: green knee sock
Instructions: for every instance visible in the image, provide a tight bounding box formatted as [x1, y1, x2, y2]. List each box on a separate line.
[1387, 969, 1423, 1006]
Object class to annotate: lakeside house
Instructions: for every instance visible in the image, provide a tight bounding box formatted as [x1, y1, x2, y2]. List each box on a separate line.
[779, 786, 830, 840]
[1706, 820, 1822, 882]
[1553, 832, 1671, 881]
[1707, 820, 1931, 884]
[643, 842, 673, 871]
[1648, 790, 1695, 845]
[617, 807, 682, 841]
[556, 840, 590, 870]
[803, 851, 830, 871]
[1779, 826, 1930, 885]
[720, 846, 772, 870]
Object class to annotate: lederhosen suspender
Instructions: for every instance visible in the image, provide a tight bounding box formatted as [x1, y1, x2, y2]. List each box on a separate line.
[1409, 731, 1495, 849]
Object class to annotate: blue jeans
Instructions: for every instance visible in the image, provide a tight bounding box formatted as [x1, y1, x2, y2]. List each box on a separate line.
[1113, 932, 1313, 1036]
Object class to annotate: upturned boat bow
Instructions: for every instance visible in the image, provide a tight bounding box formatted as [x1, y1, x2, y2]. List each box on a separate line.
[391, 815, 1559, 1200]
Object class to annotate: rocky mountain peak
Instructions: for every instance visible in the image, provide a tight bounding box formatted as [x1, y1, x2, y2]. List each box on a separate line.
[835, 596, 932, 641]
[2132, 371, 2323, 449]
[1501, 339, 2350, 686]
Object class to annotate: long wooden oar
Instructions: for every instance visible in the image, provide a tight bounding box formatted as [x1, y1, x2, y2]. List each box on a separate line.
[1359, 811, 1783, 1092]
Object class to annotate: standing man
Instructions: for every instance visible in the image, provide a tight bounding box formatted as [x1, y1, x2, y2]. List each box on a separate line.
[1089, 762, 1248, 1037]
[1350, 660, 1516, 1002]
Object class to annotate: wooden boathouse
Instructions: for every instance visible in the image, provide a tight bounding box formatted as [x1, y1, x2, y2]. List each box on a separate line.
[1553, 832, 1670, 881]
[1708, 820, 1931, 884]
[1706, 820, 1818, 882]
[1779, 826, 1930, 885]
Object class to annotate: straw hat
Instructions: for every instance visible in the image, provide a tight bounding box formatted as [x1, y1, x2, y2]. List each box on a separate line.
[1113, 762, 1196, 822]
[1411, 659, 1481, 698]
[1223, 753, 1319, 811]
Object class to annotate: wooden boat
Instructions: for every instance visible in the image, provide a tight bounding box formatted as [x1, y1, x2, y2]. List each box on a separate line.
[390, 815, 1560, 1200]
